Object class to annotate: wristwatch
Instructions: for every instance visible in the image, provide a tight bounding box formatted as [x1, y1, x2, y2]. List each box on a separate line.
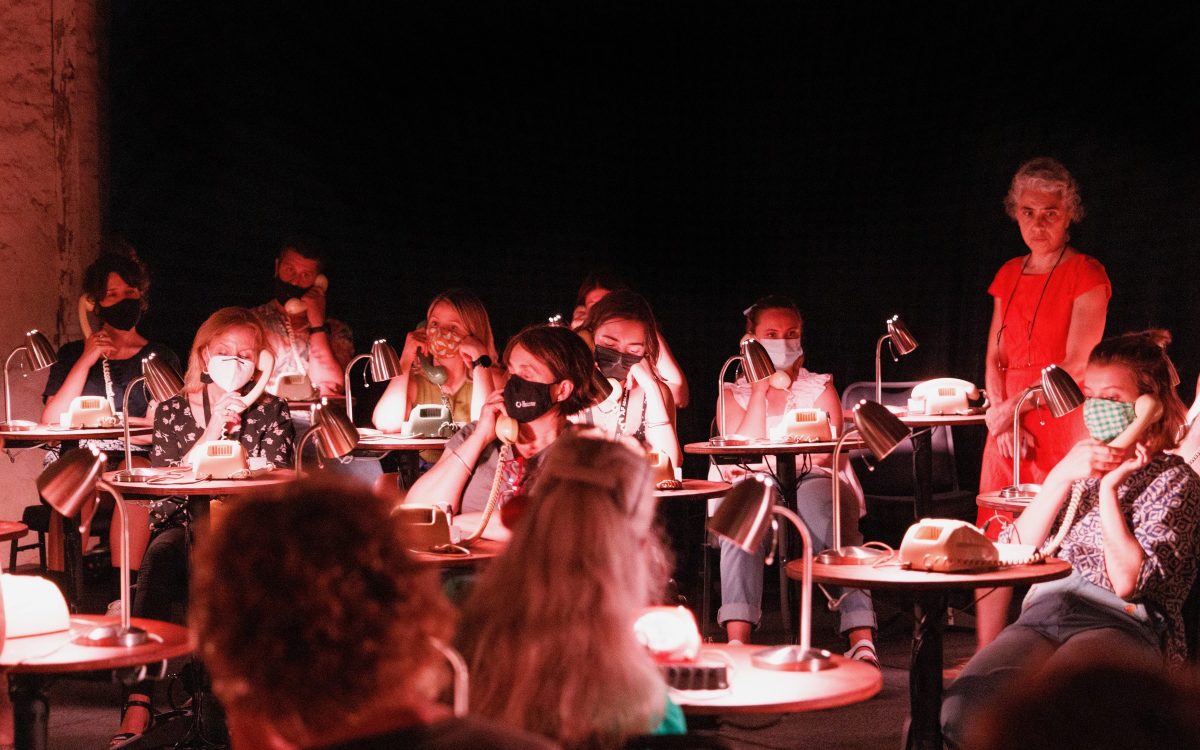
[471, 354, 493, 369]
[308, 323, 331, 335]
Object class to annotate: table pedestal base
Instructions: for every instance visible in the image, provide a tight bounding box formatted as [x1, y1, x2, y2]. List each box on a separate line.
[10, 674, 49, 750]
[907, 590, 947, 750]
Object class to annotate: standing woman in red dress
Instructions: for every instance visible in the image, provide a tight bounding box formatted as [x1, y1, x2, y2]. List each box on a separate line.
[971, 157, 1111, 653]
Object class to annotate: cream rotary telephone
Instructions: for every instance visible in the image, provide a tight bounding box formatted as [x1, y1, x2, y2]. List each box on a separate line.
[190, 351, 275, 480]
[908, 377, 989, 416]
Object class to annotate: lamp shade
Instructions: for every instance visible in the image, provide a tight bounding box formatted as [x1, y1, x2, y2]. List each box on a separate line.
[886, 315, 918, 356]
[142, 354, 184, 402]
[708, 476, 776, 553]
[312, 400, 359, 458]
[36, 447, 105, 535]
[852, 400, 910, 459]
[738, 338, 777, 384]
[24, 330, 57, 370]
[368, 339, 402, 382]
[1039, 364, 1084, 418]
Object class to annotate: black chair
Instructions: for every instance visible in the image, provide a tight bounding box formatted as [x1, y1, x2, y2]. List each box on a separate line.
[841, 380, 977, 548]
[9, 503, 51, 572]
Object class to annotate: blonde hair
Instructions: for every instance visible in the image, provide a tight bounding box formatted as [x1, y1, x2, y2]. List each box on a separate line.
[427, 288, 499, 361]
[459, 430, 672, 747]
[182, 307, 267, 394]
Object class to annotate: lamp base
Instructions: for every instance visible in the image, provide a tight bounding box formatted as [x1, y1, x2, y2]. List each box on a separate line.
[0, 419, 38, 431]
[751, 645, 836, 672]
[814, 545, 890, 565]
[999, 483, 1041, 499]
[111, 467, 162, 482]
[73, 624, 150, 648]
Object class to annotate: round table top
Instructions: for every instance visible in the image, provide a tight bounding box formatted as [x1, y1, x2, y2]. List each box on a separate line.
[103, 468, 298, 496]
[977, 489, 1032, 515]
[0, 521, 29, 543]
[655, 479, 730, 501]
[684, 438, 862, 457]
[668, 643, 882, 715]
[0, 424, 154, 443]
[790, 557, 1072, 590]
[409, 538, 506, 567]
[355, 430, 450, 451]
[1, 615, 191, 674]
[897, 411, 988, 427]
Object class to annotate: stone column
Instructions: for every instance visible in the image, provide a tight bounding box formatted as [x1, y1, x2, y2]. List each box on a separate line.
[0, 0, 104, 551]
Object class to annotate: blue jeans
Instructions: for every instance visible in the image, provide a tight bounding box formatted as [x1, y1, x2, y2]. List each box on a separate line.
[717, 472, 876, 635]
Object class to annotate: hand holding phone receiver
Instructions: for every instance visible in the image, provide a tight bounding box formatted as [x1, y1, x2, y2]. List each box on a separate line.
[78, 295, 96, 338]
[415, 348, 448, 386]
[283, 274, 328, 316]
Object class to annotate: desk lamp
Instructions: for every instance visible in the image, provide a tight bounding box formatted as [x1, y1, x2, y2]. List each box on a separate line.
[816, 399, 910, 565]
[297, 399, 360, 477]
[343, 339, 402, 423]
[112, 355, 183, 482]
[999, 364, 1083, 499]
[875, 316, 918, 404]
[2, 330, 56, 430]
[37, 446, 147, 646]
[709, 475, 834, 671]
[715, 338, 791, 436]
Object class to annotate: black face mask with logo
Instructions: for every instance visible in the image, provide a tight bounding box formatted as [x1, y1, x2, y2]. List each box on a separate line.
[96, 298, 142, 331]
[594, 345, 644, 382]
[502, 375, 556, 423]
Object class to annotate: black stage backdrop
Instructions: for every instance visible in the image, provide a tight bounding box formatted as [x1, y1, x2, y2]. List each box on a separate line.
[108, 2, 1200, 484]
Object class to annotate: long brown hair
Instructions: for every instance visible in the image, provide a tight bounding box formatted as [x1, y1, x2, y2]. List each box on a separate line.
[459, 430, 672, 747]
[503, 324, 607, 415]
[1088, 329, 1186, 454]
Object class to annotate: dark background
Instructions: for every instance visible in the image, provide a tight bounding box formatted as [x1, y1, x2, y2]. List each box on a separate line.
[106, 2, 1200, 484]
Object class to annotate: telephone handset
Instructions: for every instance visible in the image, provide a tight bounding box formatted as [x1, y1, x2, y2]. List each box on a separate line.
[78, 295, 95, 338]
[283, 274, 328, 316]
[415, 348, 449, 386]
[1041, 393, 1163, 557]
[909, 377, 989, 415]
[239, 350, 275, 411]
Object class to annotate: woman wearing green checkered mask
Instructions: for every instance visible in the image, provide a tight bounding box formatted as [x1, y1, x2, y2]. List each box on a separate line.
[943, 329, 1200, 748]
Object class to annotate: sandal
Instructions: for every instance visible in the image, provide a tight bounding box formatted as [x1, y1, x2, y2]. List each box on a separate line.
[110, 697, 155, 749]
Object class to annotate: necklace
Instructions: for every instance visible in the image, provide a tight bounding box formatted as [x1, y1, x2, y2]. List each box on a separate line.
[997, 246, 1067, 371]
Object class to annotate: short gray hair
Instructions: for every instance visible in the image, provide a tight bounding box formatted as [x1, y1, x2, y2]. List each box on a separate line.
[1003, 157, 1085, 222]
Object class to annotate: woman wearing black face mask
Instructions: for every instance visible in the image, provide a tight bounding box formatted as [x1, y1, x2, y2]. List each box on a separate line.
[403, 324, 606, 542]
[42, 247, 181, 461]
[572, 290, 681, 468]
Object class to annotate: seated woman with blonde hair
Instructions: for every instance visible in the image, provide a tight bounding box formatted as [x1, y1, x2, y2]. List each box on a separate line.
[458, 429, 686, 747]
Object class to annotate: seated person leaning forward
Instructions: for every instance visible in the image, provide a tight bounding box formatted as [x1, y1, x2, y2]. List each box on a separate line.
[712, 294, 878, 666]
[942, 330, 1200, 749]
[402, 323, 606, 542]
[191, 480, 558, 750]
[111, 307, 294, 747]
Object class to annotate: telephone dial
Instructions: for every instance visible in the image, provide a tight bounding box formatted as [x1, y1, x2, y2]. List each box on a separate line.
[908, 377, 989, 416]
[190, 351, 275, 480]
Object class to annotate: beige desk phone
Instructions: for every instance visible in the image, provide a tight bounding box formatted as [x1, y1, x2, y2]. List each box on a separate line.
[909, 377, 989, 415]
[776, 408, 833, 442]
[68, 297, 121, 427]
[283, 274, 329, 316]
[403, 403, 453, 437]
[190, 351, 274, 480]
[901, 393, 1162, 571]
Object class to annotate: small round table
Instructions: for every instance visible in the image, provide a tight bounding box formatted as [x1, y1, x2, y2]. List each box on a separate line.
[409, 537, 506, 567]
[1, 615, 191, 750]
[0, 521, 29, 544]
[353, 432, 450, 451]
[788, 557, 1071, 750]
[0, 424, 154, 450]
[103, 468, 298, 497]
[653, 479, 730, 502]
[668, 643, 881, 715]
[977, 489, 1032, 516]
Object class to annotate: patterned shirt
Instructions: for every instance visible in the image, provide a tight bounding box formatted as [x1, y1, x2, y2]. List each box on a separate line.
[1003, 453, 1200, 663]
[148, 392, 295, 530]
[250, 302, 354, 392]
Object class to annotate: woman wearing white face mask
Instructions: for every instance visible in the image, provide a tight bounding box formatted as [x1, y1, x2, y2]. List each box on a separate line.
[111, 308, 294, 748]
[710, 295, 879, 667]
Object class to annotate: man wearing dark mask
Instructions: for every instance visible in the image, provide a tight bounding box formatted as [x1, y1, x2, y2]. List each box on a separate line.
[251, 236, 353, 400]
[571, 289, 681, 467]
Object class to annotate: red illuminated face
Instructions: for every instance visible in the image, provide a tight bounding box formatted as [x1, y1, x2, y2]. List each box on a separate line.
[1014, 188, 1070, 255]
[275, 249, 320, 288]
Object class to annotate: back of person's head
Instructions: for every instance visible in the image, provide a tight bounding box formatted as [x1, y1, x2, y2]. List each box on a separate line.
[967, 659, 1200, 750]
[1088, 328, 1187, 454]
[459, 430, 671, 747]
[580, 288, 662, 366]
[504, 324, 608, 414]
[575, 270, 630, 308]
[1004, 156, 1085, 222]
[83, 241, 151, 310]
[182, 307, 268, 393]
[191, 480, 455, 744]
[426, 287, 499, 359]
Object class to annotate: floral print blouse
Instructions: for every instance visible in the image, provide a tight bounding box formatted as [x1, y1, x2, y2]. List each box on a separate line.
[148, 392, 294, 530]
[1003, 453, 1200, 663]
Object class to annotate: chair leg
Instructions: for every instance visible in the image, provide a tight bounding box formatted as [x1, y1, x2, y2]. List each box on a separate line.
[38, 531, 47, 573]
[8, 538, 15, 570]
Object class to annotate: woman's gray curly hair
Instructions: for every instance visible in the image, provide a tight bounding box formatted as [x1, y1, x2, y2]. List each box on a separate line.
[1003, 156, 1085, 223]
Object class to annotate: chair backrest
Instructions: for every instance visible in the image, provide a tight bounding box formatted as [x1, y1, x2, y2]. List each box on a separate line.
[840, 380, 961, 495]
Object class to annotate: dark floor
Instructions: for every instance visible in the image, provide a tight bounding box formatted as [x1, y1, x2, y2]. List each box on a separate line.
[21, 552, 986, 750]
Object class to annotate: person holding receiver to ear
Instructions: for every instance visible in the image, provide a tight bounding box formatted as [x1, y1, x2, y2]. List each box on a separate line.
[942, 330, 1200, 749]
[402, 324, 605, 542]
[252, 235, 354, 399]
